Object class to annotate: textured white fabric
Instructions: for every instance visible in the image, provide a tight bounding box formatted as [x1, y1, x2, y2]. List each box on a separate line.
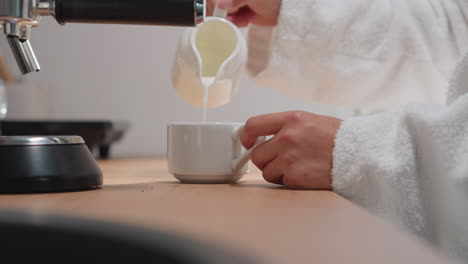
[247, 0, 468, 112]
[246, 0, 468, 262]
[332, 52, 468, 262]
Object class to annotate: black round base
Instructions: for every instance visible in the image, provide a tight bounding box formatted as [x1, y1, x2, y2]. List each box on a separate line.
[0, 144, 103, 194]
[0, 210, 260, 263]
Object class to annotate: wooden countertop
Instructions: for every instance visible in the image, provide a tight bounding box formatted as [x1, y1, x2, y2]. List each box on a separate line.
[0, 157, 450, 263]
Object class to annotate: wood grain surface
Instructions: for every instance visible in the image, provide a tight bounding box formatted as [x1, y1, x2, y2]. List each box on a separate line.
[0, 157, 451, 264]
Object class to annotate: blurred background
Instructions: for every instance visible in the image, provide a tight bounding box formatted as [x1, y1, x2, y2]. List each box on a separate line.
[0, 17, 353, 157]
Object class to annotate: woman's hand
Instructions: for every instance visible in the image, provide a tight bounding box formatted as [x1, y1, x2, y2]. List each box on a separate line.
[207, 0, 281, 27]
[241, 111, 342, 190]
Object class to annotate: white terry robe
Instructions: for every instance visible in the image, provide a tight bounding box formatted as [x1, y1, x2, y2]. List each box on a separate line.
[247, 0, 468, 111]
[246, 0, 468, 262]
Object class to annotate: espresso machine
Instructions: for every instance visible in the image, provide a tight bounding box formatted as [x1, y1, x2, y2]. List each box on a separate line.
[0, 0, 205, 193]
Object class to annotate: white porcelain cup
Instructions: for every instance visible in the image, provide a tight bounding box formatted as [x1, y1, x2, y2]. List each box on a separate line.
[167, 122, 265, 183]
[171, 14, 247, 108]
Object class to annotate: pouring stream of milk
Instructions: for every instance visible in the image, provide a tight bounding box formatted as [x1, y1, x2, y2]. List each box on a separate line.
[201, 77, 215, 122]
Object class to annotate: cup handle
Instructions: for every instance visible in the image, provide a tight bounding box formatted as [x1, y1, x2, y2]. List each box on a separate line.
[232, 127, 266, 173]
[213, 0, 228, 19]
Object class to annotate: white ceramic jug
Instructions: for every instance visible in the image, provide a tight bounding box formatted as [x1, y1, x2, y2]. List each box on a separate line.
[171, 7, 247, 109]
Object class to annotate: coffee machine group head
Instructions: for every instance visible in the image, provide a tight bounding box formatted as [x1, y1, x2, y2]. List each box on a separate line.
[0, 0, 205, 74]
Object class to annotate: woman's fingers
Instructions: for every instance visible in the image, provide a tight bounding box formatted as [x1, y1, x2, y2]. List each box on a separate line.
[228, 6, 255, 27]
[217, 0, 249, 10]
[250, 137, 279, 170]
[261, 158, 284, 185]
[241, 112, 292, 148]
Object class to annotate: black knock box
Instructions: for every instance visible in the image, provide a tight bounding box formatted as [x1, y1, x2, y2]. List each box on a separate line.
[0, 120, 130, 159]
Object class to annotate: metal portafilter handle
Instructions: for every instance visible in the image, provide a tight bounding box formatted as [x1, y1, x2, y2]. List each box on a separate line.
[54, 0, 205, 26]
